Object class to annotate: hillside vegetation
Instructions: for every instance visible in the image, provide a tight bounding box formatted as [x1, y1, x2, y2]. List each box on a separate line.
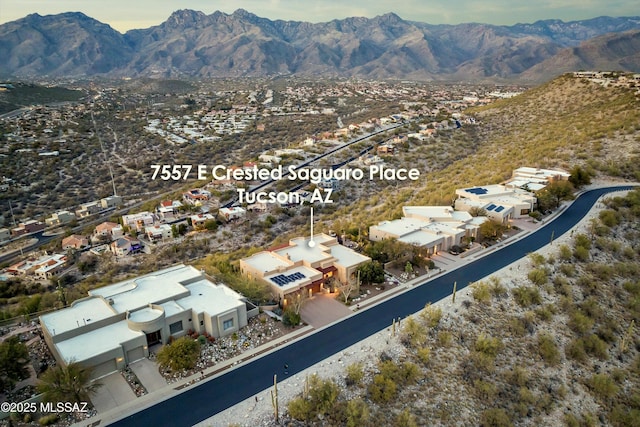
[316, 74, 640, 237]
[280, 188, 640, 427]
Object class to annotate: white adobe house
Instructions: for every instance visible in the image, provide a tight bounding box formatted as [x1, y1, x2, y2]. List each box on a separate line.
[455, 185, 537, 223]
[369, 206, 486, 255]
[39, 264, 257, 379]
[240, 234, 371, 303]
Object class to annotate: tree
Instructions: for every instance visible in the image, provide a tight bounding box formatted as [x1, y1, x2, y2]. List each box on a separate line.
[37, 362, 101, 403]
[0, 336, 30, 391]
[537, 180, 575, 210]
[479, 220, 505, 241]
[156, 337, 201, 371]
[569, 165, 592, 188]
[358, 261, 385, 285]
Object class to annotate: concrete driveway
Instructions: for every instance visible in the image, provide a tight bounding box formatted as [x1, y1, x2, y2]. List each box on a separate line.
[129, 359, 167, 393]
[91, 372, 136, 413]
[301, 294, 353, 328]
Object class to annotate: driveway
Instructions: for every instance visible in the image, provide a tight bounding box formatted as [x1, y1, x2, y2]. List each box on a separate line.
[129, 359, 167, 393]
[91, 372, 136, 413]
[301, 294, 352, 328]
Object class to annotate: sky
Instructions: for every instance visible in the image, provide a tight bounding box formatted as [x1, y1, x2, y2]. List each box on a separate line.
[0, 0, 638, 33]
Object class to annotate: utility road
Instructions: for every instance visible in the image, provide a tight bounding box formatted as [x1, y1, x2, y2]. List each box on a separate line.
[110, 185, 634, 427]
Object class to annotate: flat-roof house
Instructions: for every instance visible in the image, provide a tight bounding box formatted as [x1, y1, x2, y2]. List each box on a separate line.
[7, 254, 67, 279]
[45, 211, 76, 227]
[369, 206, 486, 255]
[39, 264, 255, 379]
[11, 220, 45, 237]
[505, 167, 571, 192]
[183, 189, 211, 205]
[101, 195, 122, 209]
[455, 185, 536, 223]
[75, 202, 102, 218]
[191, 213, 216, 229]
[218, 207, 246, 222]
[0, 228, 10, 243]
[240, 234, 371, 302]
[145, 224, 172, 242]
[121, 212, 155, 231]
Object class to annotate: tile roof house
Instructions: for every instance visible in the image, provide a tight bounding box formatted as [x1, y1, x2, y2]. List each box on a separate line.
[62, 234, 90, 250]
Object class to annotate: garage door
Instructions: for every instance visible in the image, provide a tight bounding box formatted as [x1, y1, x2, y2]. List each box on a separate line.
[92, 359, 117, 379]
[127, 347, 145, 363]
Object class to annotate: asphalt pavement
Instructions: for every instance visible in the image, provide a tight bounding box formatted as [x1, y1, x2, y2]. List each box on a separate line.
[101, 185, 635, 427]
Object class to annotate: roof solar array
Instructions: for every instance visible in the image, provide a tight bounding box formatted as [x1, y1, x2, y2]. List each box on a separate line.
[495, 206, 505, 213]
[271, 272, 306, 287]
[486, 204, 497, 211]
[466, 187, 488, 195]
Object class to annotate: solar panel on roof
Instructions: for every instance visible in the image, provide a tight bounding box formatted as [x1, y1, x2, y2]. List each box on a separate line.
[486, 204, 496, 211]
[495, 206, 505, 213]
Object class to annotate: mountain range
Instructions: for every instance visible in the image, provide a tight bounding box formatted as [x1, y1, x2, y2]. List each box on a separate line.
[1, 9, 640, 82]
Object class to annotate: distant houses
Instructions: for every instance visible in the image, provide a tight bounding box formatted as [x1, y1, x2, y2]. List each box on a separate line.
[7, 254, 67, 279]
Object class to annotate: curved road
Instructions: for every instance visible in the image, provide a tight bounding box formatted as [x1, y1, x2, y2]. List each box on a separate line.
[111, 185, 634, 427]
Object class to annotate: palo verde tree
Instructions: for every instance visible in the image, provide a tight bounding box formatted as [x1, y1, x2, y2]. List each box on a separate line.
[37, 362, 102, 403]
[0, 336, 30, 392]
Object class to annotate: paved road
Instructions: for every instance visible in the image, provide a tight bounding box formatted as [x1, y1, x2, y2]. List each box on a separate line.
[109, 185, 634, 427]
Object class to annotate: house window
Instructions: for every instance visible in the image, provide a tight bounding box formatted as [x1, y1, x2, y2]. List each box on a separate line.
[200, 320, 204, 326]
[520, 209, 530, 215]
[169, 320, 183, 334]
[223, 319, 234, 331]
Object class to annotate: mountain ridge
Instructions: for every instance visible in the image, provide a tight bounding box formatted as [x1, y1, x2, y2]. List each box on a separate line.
[1, 10, 639, 81]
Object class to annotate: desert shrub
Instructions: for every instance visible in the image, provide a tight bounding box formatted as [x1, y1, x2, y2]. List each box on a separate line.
[345, 362, 364, 387]
[574, 233, 592, 250]
[558, 244, 573, 261]
[559, 263, 576, 277]
[505, 366, 529, 387]
[535, 304, 555, 321]
[419, 303, 442, 328]
[528, 268, 548, 286]
[480, 408, 512, 427]
[583, 334, 609, 360]
[472, 281, 492, 304]
[537, 333, 560, 365]
[569, 310, 595, 335]
[368, 374, 397, 404]
[156, 336, 200, 371]
[512, 286, 542, 307]
[473, 379, 497, 400]
[402, 316, 426, 349]
[436, 330, 453, 347]
[528, 252, 546, 267]
[282, 308, 301, 327]
[379, 360, 420, 386]
[394, 409, 418, 427]
[588, 373, 619, 403]
[475, 333, 503, 359]
[417, 347, 431, 365]
[566, 338, 587, 362]
[345, 398, 370, 427]
[574, 245, 590, 262]
[288, 397, 313, 421]
[488, 277, 508, 298]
